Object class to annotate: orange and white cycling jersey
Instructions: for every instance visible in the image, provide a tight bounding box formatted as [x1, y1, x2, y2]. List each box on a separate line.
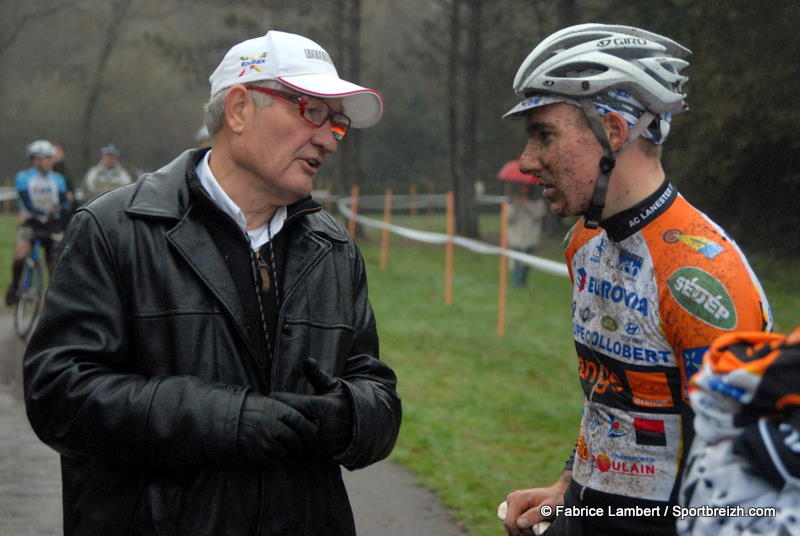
[563, 181, 772, 525]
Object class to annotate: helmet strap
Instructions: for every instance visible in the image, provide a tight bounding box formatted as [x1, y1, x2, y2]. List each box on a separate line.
[579, 99, 656, 229]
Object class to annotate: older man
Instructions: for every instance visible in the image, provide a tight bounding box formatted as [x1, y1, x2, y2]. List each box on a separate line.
[24, 30, 401, 536]
[500, 24, 771, 536]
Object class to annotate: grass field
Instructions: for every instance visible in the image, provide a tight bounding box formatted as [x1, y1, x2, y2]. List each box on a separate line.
[1, 210, 797, 535]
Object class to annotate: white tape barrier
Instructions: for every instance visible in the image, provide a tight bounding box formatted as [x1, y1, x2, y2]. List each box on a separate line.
[0, 187, 16, 201]
[337, 194, 569, 278]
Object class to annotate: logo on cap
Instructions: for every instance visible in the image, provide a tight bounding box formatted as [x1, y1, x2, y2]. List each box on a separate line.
[304, 48, 333, 65]
[238, 52, 268, 76]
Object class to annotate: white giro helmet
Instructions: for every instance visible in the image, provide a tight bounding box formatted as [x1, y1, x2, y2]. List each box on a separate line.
[511, 23, 690, 115]
[27, 139, 57, 158]
[508, 24, 690, 229]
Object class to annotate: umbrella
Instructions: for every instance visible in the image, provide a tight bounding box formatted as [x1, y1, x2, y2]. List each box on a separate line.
[497, 159, 538, 185]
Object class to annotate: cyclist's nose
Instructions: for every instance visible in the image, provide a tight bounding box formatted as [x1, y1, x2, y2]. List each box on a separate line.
[520, 141, 544, 175]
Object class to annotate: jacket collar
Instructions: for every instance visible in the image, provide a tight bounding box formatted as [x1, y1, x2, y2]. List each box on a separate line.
[124, 148, 345, 241]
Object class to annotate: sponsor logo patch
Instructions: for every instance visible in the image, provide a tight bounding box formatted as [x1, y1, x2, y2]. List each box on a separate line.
[590, 238, 609, 263]
[663, 229, 724, 259]
[634, 417, 667, 446]
[578, 356, 624, 394]
[625, 370, 674, 408]
[579, 274, 649, 316]
[593, 452, 657, 476]
[617, 249, 643, 277]
[682, 347, 707, 385]
[304, 48, 333, 64]
[601, 315, 618, 332]
[668, 267, 736, 329]
[238, 53, 268, 76]
[625, 322, 641, 336]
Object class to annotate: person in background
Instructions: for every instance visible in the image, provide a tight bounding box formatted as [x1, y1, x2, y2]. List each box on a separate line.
[24, 29, 401, 536]
[52, 141, 76, 208]
[500, 23, 772, 536]
[5, 140, 69, 305]
[508, 184, 547, 287]
[80, 142, 132, 200]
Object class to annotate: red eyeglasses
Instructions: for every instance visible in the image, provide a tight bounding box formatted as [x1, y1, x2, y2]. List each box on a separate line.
[245, 86, 351, 141]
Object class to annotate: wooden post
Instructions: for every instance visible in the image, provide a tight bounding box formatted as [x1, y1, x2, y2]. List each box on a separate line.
[444, 191, 454, 306]
[380, 188, 393, 270]
[498, 202, 509, 337]
[347, 184, 360, 238]
[410, 183, 418, 218]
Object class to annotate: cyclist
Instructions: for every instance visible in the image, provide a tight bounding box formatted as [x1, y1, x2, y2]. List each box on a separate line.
[501, 24, 772, 535]
[80, 143, 132, 200]
[5, 140, 70, 306]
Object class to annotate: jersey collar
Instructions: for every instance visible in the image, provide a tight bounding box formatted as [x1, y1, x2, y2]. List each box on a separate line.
[600, 180, 677, 241]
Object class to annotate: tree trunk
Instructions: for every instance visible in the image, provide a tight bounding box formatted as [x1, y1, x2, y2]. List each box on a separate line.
[456, 0, 481, 238]
[447, 0, 463, 225]
[335, 0, 362, 198]
[79, 0, 133, 174]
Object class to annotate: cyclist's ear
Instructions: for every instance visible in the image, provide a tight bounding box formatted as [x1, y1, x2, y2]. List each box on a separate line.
[602, 111, 629, 153]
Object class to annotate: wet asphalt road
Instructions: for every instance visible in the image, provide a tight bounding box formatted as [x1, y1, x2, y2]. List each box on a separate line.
[0, 310, 467, 536]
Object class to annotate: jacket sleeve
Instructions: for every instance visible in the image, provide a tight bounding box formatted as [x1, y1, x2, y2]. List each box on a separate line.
[23, 209, 246, 467]
[334, 242, 402, 470]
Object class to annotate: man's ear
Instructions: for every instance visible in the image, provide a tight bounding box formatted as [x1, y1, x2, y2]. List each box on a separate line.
[603, 111, 629, 152]
[224, 85, 250, 135]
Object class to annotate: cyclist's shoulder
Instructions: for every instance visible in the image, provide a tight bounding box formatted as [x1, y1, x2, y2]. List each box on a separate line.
[14, 167, 36, 184]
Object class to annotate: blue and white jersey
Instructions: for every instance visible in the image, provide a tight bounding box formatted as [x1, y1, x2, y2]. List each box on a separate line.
[15, 167, 68, 224]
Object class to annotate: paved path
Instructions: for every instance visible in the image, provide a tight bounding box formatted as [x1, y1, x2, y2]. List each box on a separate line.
[0, 310, 467, 536]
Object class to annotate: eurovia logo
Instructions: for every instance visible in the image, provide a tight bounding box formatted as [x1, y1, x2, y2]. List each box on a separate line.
[576, 267, 588, 291]
[663, 229, 724, 260]
[667, 267, 736, 329]
[238, 52, 268, 77]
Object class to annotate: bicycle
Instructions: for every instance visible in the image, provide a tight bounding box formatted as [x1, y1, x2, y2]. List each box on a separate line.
[15, 238, 45, 339]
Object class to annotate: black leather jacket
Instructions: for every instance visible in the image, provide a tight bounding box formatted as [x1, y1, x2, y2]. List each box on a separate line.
[23, 149, 401, 535]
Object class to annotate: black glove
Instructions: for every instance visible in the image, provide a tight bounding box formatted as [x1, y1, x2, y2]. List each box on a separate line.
[236, 393, 318, 465]
[733, 411, 800, 489]
[272, 358, 354, 458]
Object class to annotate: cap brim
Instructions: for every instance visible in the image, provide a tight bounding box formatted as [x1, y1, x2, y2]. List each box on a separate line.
[502, 94, 581, 119]
[278, 75, 384, 128]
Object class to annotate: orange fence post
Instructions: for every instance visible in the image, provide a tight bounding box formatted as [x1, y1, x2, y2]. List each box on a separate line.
[410, 183, 417, 218]
[347, 184, 360, 238]
[444, 191, 454, 306]
[380, 188, 393, 270]
[497, 202, 509, 337]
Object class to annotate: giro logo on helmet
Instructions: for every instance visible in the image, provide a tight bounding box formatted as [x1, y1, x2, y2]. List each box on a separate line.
[597, 37, 649, 48]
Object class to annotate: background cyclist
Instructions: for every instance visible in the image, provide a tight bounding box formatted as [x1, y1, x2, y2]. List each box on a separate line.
[5, 140, 70, 306]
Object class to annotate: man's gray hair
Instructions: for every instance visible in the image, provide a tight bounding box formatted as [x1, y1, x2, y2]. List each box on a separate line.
[203, 80, 285, 136]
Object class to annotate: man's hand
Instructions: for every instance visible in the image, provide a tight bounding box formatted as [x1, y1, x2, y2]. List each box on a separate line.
[272, 358, 354, 458]
[236, 393, 319, 465]
[503, 475, 568, 536]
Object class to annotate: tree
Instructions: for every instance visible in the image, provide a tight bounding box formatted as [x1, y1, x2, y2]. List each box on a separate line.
[78, 0, 134, 170]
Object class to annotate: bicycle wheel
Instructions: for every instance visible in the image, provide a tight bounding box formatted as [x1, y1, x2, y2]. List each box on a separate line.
[15, 257, 44, 339]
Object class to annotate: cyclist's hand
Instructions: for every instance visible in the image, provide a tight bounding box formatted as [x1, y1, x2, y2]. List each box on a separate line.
[503, 481, 565, 536]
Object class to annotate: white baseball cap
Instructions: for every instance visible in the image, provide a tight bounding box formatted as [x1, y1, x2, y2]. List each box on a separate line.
[209, 30, 384, 128]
